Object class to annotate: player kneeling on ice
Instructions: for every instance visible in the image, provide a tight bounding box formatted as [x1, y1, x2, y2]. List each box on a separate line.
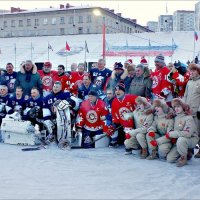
[147, 99, 174, 160]
[76, 90, 113, 148]
[124, 96, 153, 159]
[43, 81, 77, 149]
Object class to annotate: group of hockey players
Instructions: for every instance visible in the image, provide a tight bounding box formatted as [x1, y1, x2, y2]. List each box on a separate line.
[0, 53, 200, 167]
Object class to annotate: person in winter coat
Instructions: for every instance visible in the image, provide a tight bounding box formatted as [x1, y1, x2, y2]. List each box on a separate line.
[124, 96, 153, 159]
[15, 60, 42, 99]
[106, 62, 124, 90]
[147, 99, 174, 160]
[182, 63, 200, 158]
[128, 64, 152, 99]
[166, 98, 198, 167]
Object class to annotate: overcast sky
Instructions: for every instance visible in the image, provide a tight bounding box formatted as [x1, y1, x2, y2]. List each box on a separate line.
[0, 1, 198, 26]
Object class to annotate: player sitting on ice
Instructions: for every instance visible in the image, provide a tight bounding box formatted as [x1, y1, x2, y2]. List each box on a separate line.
[43, 81, 77, 149]
[76, 90, 113, 148]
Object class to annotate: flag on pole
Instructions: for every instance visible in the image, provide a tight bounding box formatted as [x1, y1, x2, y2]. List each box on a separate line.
[194, 31, 198, 41]
[48, 43, 53, 51]
[66, 41, 70, 51]
[85, 40, 89, 53]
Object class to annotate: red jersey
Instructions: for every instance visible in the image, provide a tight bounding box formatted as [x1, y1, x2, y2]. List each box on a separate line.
[111, 94, 137, 128]
[151, 66, 173, 98]
[54, 73, 71, 92]
[76, 99, 109, 131]
[70, 71, 88, 96]
[172, 71, 190, 97]
[38, 70, 57, 92]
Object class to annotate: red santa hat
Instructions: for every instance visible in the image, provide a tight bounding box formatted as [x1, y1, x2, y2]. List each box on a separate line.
[124, 59, 133, 65]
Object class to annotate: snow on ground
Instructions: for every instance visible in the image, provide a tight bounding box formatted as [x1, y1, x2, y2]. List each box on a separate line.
[0, 142, 200, 199]
[0, 31, 199, 71]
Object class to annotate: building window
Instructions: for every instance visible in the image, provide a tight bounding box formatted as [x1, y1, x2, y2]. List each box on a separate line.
[69, 16, 74, 24]
[52, 18, 56, 25]
[11, 20, 15, 27]
[18, 20, 23, 27]
[43, 18, 48, 25]
[35, 19, 39, 26]
[60, 28, 65, 35]
[27, 19, 31, 26]
[87, 15, 91, 23]
[78, 16, 83, 23]
[60, 17, 65, 24]
[78, 27, 83, 34]
[4, 21, 7, 28]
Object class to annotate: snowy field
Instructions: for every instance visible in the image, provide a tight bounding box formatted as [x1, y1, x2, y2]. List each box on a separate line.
[0, 143, 200, 199]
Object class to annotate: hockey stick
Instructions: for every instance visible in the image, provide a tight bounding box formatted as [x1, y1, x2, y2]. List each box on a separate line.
[71, 125, 123, 149]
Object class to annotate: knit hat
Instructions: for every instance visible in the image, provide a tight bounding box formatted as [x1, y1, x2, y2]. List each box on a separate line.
[171, 98, 191, 115]
[153, 99, 169, 114]
[140, 56, 147, 64]
[114, 62, 123, 70]
[154, 54, 165, 65]
[88, 90, 98, 97]
[115, 81, 125, 92]
[188, 63, 200, 74]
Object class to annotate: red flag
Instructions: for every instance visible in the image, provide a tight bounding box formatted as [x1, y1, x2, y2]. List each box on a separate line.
[66, 41, 70, 51]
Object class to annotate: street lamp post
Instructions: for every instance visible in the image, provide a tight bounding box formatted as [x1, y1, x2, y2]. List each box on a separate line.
[93, 9, 106, 61]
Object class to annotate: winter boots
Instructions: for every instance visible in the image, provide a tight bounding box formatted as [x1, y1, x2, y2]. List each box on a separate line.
[187, 148, 194, 160]
[124, 148, 133, 155]
[140, 148, 148, 159]
[146, 149, 157, 160]
[176, 155, 187, 167]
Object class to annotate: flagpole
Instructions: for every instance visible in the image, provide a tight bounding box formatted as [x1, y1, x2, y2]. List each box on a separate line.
[48, 41, 50, 61]
[84, 43, 86, 64]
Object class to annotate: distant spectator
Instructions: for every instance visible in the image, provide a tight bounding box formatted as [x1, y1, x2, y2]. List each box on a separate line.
[195, 56, 199, 64]
[15, 60, 42, 99]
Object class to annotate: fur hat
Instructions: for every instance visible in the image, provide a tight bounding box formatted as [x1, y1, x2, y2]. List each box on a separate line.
[115, 81, 125, 92]
[153, 99, 169, 113]
[171, 98, 191, 115]
[188, 63, 200, 74]
[155, 54, 165, 65]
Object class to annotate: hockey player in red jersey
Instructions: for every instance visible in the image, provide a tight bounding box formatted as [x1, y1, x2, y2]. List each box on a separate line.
[111, 81, 138, 146]
[151, 54, 173, 103]
[38, 61, 57, 97]
[76, 90, 111, 148]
